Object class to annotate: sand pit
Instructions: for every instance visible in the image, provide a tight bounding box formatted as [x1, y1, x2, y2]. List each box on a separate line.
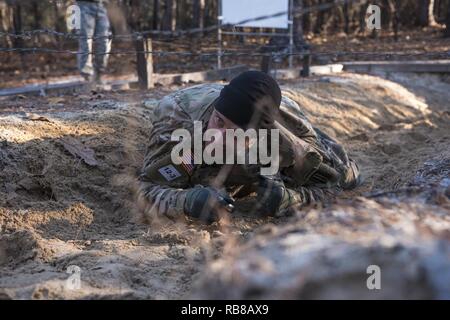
[0, 72, 449, 299]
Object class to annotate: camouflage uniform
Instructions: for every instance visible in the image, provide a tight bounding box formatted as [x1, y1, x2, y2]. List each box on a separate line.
[76, 0, 111, 79]
[138, 84, 360, 221]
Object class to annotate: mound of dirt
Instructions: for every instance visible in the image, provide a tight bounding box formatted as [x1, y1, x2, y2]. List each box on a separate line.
[0, 230, 45, 267]
[191, 190, 450, 299]
[0, 72, 449, 299]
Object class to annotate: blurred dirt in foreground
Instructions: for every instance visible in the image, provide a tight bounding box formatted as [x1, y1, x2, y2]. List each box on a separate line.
[0, 72, 449, 299]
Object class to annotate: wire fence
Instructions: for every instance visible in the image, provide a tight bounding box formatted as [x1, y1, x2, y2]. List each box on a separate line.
[0, 0, 448, 77]
[0, 0, 364, 41]
[0, 47, 448, 60]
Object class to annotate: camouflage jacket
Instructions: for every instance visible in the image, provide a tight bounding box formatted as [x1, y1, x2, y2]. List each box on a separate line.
[138, 84, 359, 220]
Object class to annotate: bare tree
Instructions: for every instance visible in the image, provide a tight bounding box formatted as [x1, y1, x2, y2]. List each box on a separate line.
[153, 0, 159, 30]
[314, 0, 327, 34]
[0, 0, 447, 42]
[419, 0, 438, 26]
[343, 1, 351, 34]
[359, 0, 370, 34]
[293, 0, 305, 46]
[445, 0, 450, 37]
[11, 0, 23, 48]
[0, 0, 12, 47]
[302, 0, 312, 34]
[387, 0, 400, 41]
[428, 0, 438, 25]
[193, 0, 205, 29]
[31, 0, 41, 29]
[128, 0, 141, 30]
[162, 0, 176, 31]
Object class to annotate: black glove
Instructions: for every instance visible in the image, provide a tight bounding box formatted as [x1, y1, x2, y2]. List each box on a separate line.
[184, 186, 235, 224]
[256, 176, 296, 216]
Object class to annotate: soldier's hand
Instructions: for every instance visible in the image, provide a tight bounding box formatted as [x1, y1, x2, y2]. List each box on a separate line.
[256, 176, 294, 216]
[184, 186, 235, 224]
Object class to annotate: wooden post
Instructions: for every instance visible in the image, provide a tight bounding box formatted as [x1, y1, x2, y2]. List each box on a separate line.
[135, 36, 154, 89]
[300, 53, 311, 77]
[261, 53, 272, 74]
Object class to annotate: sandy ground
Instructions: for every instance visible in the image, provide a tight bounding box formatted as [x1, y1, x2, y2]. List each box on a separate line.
[0, 72, 449, 299]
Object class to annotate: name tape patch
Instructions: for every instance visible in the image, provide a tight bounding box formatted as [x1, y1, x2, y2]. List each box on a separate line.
[158, 165, 182, 181]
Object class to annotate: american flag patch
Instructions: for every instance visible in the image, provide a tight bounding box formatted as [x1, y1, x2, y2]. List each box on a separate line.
[179, 149, 195, 175]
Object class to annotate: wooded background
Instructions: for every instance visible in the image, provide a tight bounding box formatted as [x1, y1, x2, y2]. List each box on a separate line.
[1, 0, 450, 48]
[1, 0, 449, 86]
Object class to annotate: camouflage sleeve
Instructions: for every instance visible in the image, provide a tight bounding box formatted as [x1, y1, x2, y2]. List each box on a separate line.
[285, 185, 329, 209]
[136, 180, 188, 221]
[137, 84, 224, 222]
[137, 95, 193, 221]
[279, 95, 361, 189]
[268, 184, 334, 217]
[279, 95, 318, 142]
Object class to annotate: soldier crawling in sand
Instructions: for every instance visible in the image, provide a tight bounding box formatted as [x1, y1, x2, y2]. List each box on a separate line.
[137, 71, 362, 224]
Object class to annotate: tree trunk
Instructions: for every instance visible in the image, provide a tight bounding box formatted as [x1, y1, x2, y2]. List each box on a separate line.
[293, 0, 305, 47]
[428, 0, 438, 26]
[0, 0, 12, 47]
[359, 0, 370, 34]
[11, 0, 25, 68]
[193, 0, 205, 29]
[314, 0, 326, 34]
[128, 0, 140, 31]
[419, 0, 429, 26]
[343, 2, 351, 34]
[204, 0, 210, 27]
[153, 0, 159, 30]
[53, 1, 64, 33]
[12, 1, 23, 48]
[302, 0, 311, 34]
[395, 0, 400, 41]
[32, 0, 41, 29]
[31, 0, 42, 45]
[387, 0, 400, 41]
[419, 0, 438, 26]
[445, 0, 450, 37]
[176, 0, 181, 29]
[322, 4, 339, 34]
[162, 0, 176, 31]
[436, 0, 443, 22]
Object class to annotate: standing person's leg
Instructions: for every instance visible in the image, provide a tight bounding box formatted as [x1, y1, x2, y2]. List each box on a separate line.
[93, 3, 111, 82]
[77, 2, 96, 81]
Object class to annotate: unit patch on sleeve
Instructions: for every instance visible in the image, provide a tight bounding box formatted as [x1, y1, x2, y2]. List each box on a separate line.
[158, 165, 182, 181]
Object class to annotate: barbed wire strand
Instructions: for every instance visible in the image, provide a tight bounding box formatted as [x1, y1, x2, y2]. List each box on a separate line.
[0, 0, 364, 41]
[0, 47, 448, 59]
[1, 0, 447, 60]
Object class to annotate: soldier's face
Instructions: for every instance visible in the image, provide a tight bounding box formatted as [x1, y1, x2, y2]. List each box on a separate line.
[207, 110, 256, 151]
[207, 110, 240, 137]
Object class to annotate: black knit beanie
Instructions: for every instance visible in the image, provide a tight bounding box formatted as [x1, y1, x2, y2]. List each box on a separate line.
[214, 71, 282, 128]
